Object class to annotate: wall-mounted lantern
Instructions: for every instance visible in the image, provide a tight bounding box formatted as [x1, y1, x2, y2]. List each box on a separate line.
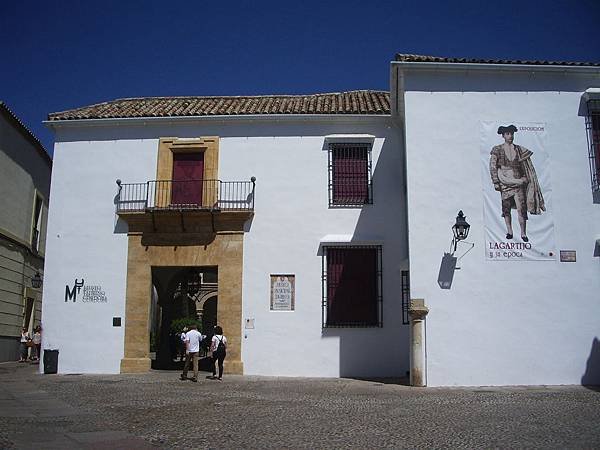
[31, 272, 43, 289]
[451, 210, 470, 252]
[438, 211, 474, 290]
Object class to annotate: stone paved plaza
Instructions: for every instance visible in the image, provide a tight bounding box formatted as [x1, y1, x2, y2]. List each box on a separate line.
[1, 362, 599, 449]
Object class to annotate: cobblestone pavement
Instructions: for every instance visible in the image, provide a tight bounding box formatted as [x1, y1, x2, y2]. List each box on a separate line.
[1, 362, 599, 449]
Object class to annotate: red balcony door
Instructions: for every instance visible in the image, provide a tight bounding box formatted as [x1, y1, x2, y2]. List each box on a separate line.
[172, 152, 204, 206]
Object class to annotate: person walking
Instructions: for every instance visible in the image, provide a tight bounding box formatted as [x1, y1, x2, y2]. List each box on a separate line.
[18, 327, 30, 362]
[180, 324, 203, 382]
[179, 327, 188, 362]
[210, 325, 227, 381]
[32, 326, 42, 362]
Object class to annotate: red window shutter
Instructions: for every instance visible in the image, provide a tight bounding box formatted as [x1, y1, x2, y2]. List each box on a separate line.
[332, 145, 368, 204]
[327, 248, 378, 326]
[171, 153, 204, 205]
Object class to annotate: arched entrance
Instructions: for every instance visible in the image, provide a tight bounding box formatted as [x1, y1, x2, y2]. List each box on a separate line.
[197, 291, 218, 334]
[150, 266, 218, 369]
[120, 233, 245, 375]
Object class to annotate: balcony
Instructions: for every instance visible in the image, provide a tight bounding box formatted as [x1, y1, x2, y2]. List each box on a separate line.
[115, 178, 255, 239]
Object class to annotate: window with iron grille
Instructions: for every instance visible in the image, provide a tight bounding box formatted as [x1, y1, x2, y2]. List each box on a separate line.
[322, 246, 382, 328]
[328, 143, 372, 207]
[585, 99, 600, 198]
[401, 270, 410, 325]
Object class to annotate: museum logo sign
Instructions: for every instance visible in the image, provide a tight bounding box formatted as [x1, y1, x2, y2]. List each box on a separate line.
[65, 278, 107, 303]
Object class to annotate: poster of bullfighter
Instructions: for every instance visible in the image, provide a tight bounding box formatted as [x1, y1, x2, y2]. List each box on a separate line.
[480, 121, 556, 261]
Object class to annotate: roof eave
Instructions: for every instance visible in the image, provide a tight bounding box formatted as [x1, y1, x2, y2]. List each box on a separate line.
[0, 103, 52, 165]
[391, 60, 600, 74]
[44, 113, 392, 129]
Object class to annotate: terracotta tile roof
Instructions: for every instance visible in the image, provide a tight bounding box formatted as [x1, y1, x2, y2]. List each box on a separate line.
[395, 53, 600, 67]
[48, 90, 390, 121]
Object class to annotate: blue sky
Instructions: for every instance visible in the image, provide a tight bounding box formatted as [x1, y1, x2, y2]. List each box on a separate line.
[1, 0, 599, 153]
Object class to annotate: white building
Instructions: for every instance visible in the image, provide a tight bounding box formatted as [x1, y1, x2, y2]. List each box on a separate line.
[392, 54, 600, 386]
[42, 55, 600, 386]
[42, 91, 410, 378]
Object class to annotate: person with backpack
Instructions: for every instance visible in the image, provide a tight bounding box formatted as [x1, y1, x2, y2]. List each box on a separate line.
[210, 325, 227, 380]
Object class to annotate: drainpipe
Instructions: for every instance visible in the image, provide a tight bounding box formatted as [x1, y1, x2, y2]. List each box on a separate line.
[409, 298, 429, 387]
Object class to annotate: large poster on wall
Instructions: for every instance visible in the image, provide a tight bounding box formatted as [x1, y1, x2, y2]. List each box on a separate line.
[480, 122, 556, 261]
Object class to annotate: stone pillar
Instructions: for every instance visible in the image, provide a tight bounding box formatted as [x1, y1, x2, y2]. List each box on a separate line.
[120, 235, 152, 373]
[409, 298, 429, 387]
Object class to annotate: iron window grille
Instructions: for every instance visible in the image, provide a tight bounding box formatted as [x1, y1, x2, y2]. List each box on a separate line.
[401, 270, 410, 325]
[321, 245, 383, 328]
[585, 99, 600, 195]
[31, 229, 39, 254]
[328, 143, 373, 207]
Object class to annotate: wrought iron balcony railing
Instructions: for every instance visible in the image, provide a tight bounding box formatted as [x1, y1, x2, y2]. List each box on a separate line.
[116, 178, 256, 213]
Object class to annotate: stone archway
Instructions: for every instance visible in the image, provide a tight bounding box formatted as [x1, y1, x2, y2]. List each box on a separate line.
[120, 232, 244, 374]
[197, 290, 218, 310]
[196, 292, 218, 337]
[151, 266, 206, 369]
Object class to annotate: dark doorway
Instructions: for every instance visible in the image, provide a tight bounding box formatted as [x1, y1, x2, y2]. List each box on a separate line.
[150, 266, 217, 370]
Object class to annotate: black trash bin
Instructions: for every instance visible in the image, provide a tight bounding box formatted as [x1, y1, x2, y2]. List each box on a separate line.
[43, 349, 59, 374]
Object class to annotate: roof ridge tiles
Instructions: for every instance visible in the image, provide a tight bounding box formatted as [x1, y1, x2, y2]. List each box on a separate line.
[395, 53, 600, 66]
[48, 90, 391, 120]
[78, 90, 385, 104]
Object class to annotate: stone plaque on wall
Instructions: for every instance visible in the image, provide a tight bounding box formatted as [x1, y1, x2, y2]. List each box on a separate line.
[270, 274, 295, 311]
[559, 250, 576, 262]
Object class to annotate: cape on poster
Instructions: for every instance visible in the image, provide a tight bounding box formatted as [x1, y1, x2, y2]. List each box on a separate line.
[480, 121, 556, 261]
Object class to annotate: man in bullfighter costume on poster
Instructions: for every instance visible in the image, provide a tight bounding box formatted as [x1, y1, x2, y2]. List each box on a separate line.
[489, 125, 545, 242]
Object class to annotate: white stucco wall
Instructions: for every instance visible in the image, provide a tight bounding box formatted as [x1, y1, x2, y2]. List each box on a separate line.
[403, 69, 600, 386]
[42, 118, 409, 376]
[42, 139, 157, 373]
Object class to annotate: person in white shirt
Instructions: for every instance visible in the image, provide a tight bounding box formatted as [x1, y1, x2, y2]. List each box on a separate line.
[18, 327, 30, 362]
[180, 324, 204, 382]
[210, 325, 227, 381]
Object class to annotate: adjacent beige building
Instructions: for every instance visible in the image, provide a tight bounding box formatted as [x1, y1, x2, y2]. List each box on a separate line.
[0, 102, 51, 361]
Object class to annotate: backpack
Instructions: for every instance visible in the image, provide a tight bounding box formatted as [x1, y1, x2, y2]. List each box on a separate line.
[215, 336, 226, 355]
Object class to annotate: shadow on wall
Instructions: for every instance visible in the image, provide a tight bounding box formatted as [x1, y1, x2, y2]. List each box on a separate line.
[113, 188, 128, 234]
[322, 328, 410, 384]
[323, 328, 368, 376]
[581, 337, 600, 388]
[322, 133, 410, 379]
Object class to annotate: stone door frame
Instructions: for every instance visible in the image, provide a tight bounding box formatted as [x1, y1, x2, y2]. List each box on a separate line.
[120, 232, 244, 374]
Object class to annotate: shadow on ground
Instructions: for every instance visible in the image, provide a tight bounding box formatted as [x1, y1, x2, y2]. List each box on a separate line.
[151, 356, 214, 373]
[346, 376, 410, 386]
[582, 337, 600, 391]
